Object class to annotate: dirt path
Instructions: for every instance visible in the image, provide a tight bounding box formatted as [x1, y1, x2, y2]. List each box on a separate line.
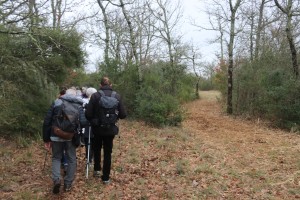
[1, 91, 300, 199]
[182, 91, 300, 199]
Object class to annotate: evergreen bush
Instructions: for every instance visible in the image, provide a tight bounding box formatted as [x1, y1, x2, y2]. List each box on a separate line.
[0, 27, 84, 135]
[232, 51, 300, 130]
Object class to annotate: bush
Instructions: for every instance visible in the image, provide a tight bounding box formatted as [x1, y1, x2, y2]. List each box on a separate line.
[132, 63, 185, 126]
[0, 27, 85, 135]
[135, 86, 182, 127]
[260, 71, 300, 129]
[232, 51, 300, 130]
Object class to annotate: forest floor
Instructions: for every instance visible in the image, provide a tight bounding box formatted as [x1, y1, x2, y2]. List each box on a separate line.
[1, 91, 300, 200]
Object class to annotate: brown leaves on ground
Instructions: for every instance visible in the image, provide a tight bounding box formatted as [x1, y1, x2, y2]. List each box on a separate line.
[1, 91, 300, 199]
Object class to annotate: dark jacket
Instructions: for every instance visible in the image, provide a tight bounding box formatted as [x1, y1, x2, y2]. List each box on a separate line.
[85, 85, 127, 135]
[43, 94, 88, 142]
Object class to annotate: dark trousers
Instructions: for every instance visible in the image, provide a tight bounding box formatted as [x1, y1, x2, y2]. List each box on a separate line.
[93, 133, 115, 180]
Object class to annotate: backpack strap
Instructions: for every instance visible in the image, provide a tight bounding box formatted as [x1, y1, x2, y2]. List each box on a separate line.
[99, 90, 117, 98]
[99, 90, 105, 96]
[111, 91, 117, 98]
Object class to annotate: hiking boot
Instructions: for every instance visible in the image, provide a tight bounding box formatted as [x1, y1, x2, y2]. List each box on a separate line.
[52, 180, 61, 194]
[102, 179, 111, 185]
[93, 171, 101, 177]
[64, 184, 72, 192]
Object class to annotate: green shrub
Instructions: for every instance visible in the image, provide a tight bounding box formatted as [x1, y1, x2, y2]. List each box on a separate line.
[0, 27, 84, 136]
[135, 86, 182, 126]
[232, 51, 300, 129]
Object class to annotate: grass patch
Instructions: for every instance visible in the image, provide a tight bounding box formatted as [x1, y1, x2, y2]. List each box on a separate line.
[15, 134, 32, 148]
[197, 186, 218, 198]
[200, 152, 215, 162]
[245, 169, 266, 180]
[194, 164, 216, 175]
[127, 149, 141, 164]
[15, 191, 40, 200]
[176, 159, 189, 175]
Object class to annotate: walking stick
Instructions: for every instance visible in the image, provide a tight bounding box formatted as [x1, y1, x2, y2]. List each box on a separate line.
[118, 124, 124, 172]
[43, 150, 48, 170]
[86, 126, 91, 179]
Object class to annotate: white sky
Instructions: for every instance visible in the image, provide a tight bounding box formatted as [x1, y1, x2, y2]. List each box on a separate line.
[84, 0, 219, 72]
[181, 0, 218, 62]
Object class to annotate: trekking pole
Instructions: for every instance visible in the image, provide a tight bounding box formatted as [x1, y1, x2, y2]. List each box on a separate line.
[118, 124, 124, 172]
[43, 150, 48, 171]
[86, 126, 91, 179]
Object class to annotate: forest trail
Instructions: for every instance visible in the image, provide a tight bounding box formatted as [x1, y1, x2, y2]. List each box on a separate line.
[182, 91, 300, 199]
[1, 91, 300, 199]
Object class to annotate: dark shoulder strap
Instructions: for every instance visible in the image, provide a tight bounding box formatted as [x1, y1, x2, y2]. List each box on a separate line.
[99, 90, 116, 98]
[99, 90, 105, 96]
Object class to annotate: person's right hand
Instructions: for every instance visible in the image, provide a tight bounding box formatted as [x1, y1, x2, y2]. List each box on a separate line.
[44, 142, 52, 152]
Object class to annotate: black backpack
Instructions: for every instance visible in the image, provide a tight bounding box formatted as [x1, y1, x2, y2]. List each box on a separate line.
[98, 90, 119, 128]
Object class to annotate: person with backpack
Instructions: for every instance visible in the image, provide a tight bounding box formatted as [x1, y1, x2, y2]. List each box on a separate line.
[85, 76, 127, 184]
[43, 88, 88, 194]
[82, 87, 97, 166]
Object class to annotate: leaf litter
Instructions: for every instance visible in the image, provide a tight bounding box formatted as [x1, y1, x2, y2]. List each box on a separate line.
[1, 91, 300, 199]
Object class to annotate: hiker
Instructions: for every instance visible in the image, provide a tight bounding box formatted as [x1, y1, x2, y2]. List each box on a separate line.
[58, 87, 68, 174]
[85, 76, 127, 184]
[43, 88, 88, 194]
[83, 87, 97, 165]
[81, 86, 88, 99]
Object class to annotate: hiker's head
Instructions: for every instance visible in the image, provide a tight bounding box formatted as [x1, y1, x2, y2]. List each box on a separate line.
[59, 86, 67, 96]
[100, 76, 112, 87]
[86, 87, 97, 98]
[65, 88, 76, 96]
[76, 89, 82, 96]
[81, 87, 87, 94]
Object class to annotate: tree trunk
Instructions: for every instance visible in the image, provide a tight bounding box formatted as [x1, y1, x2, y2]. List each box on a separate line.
[227, 0, 241, 114]
[97, 0, 110, 67]
[119, 0, 141, 82]
[286, 14, 299, 78]
[274, 0, 299, 78]
[254, 0, 265, 59]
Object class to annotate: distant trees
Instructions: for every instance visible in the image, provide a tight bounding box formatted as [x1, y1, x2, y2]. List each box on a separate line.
[86, 0, 197, 125]
[1, 0, 198, 132]
[92, 0, 186, 83]
[3, 0, 299, 132]
[200, 0, 300, 129]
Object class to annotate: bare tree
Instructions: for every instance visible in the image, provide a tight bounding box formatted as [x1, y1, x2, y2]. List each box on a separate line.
[97, 0, 110, 66]
[134, 1, 157, 66]
[147, 0, 183, 66]
[0, 0, 36, 27]
[119, 0, 139, 65]
[254, 0, 271, 59]
[227, 0, 243, 114]
[274, 0, 300, 78]
[193, 5, 227, 61]
[51, 0, 65, 28]
[28, 0, 40, 28]
[184, 45, 203, 98]
[204, 0, 243, 114]
[146, 0, 183, 93]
